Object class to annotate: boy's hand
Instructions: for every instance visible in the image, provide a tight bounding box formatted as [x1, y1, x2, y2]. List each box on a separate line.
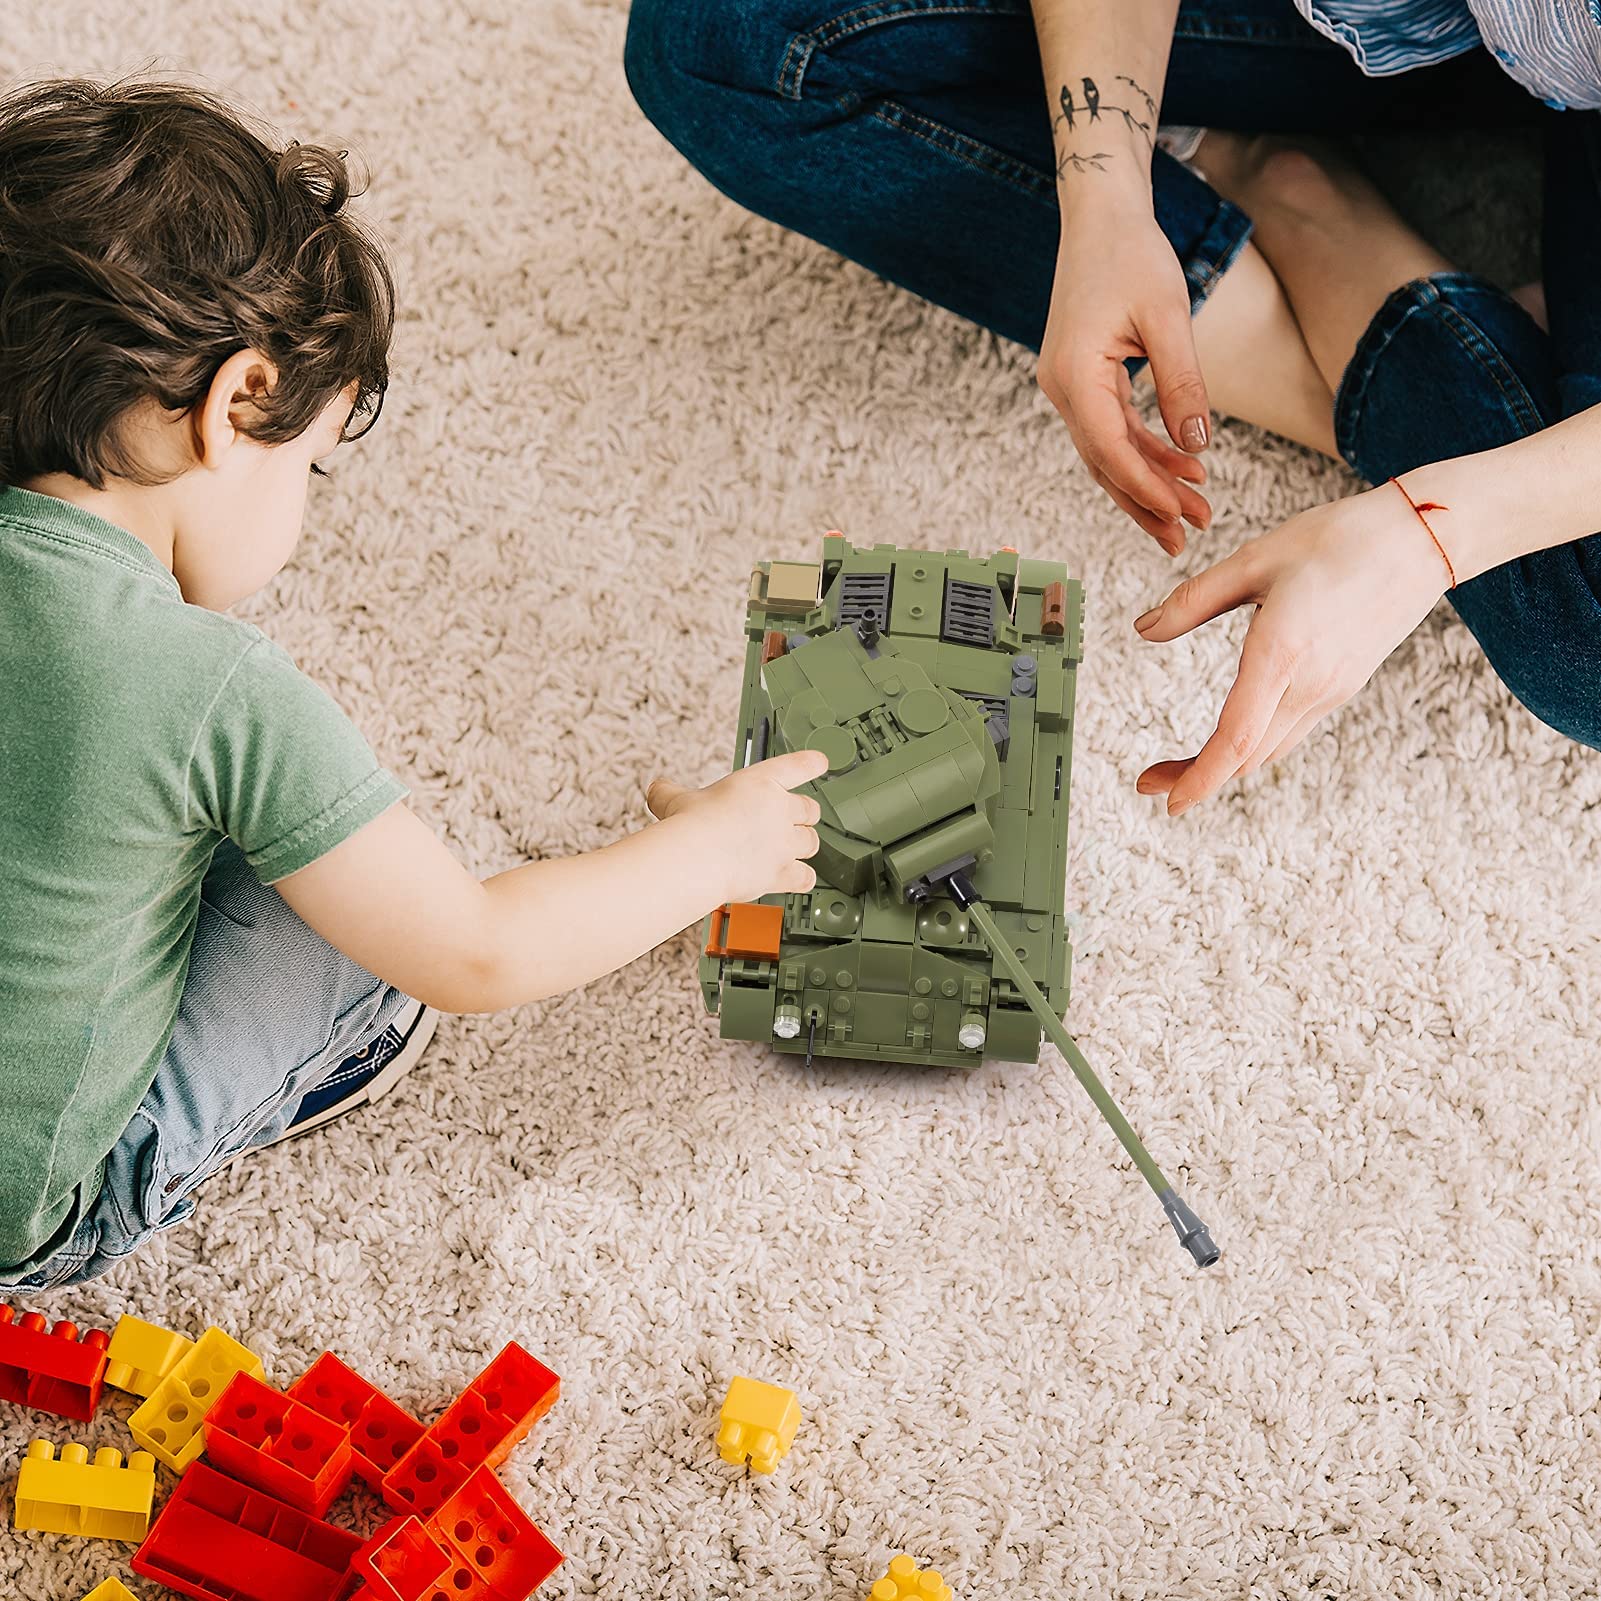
[647, 748, 828, 902]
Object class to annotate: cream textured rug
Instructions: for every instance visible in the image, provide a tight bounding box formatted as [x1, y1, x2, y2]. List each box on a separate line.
[4, 5, 1600, 1598]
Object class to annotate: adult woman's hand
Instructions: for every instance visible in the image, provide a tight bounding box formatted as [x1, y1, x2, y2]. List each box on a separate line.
[1040, 200, 1213, 554]
[1132, 484, 1453, 811]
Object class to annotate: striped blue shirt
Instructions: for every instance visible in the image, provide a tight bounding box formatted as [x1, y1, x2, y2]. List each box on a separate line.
[1295, 0, 1601, 109]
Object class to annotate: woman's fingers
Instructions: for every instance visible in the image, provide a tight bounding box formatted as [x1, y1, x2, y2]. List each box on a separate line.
[1257, 703, 1330, 770]
[1060, 361, 1186, 523]
[1134, 545, 1263, 641]
[1090, 465, 1184, 552]
[1135, 758, 1192, 797]
[1137, 293, 1213, 455]
[1162, 637, 1294, 814]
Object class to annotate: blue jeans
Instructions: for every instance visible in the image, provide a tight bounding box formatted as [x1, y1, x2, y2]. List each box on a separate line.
[5, 842, 405, 1289]
[626, 0, 1601, 747]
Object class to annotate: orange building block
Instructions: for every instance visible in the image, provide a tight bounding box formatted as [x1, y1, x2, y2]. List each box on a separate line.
[704, 903, 784, 962]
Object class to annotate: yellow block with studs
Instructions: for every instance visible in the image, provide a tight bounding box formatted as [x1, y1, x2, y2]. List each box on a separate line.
[104, 1314, 194, 1398]
[868, 1554, 954, 1601]
[81, 1582, 141, 1601]
[14, 1440, 156, 1541]
[716, 1376, 800, 1473]
[128, 1326, 262, 1472]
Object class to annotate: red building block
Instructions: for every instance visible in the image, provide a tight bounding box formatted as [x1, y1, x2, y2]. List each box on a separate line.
[344, 1516, 452, 1601]
[202, 1370, 356, 1517]
[131, 1460, 363, 1601]
[380, 1344, 559, 1520]
[0, 1306, 111, 1422]
[428, 1466, 563, 1599]
[288, 1353, 425, 1488]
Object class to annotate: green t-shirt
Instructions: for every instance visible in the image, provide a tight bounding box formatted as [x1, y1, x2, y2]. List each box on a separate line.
[0, 486, 406, 1273]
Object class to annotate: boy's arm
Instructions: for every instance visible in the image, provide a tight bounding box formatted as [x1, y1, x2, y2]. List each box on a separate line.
[273, 750, 826, 1013]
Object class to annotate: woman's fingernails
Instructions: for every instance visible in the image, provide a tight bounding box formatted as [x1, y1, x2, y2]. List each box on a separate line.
[1181, 415, 1210, 452]
[1134, 607, 1161, 634]
[1169, 798, 1194, 817]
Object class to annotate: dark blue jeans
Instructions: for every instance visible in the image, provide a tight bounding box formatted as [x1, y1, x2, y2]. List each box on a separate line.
[626, 0, 1601, 748]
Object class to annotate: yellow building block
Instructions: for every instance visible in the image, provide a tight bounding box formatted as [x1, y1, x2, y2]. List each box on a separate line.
[128, 1325, 262, 1472]
[716, 1376, 801, 1473]
[14, 1440, 156, 1541]
[81, 1583, 140, 1601]
[104, 1314, 194, 1398]
[868, 1554, 953, 1601]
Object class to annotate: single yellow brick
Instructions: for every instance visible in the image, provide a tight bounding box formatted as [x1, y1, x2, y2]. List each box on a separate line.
[14, 1440, 156, 1541]
[104, 1314, 194, 1398]
[716, 1376, 801, 1473]
[867, 1553, 954, 1601]
[81, 1579, 140, 1601]
[128, 1326, 262, 1472]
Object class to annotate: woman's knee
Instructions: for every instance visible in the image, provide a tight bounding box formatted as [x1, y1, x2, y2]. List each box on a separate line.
[625, 0, 784, 163]
[1334, 273, 1562, 484]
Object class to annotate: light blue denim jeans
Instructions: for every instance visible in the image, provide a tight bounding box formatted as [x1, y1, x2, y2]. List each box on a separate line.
[4, 840, 406, 1290]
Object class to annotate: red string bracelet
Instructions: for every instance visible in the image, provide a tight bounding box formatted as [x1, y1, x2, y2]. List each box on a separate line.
[1390, 476, 1457, 589]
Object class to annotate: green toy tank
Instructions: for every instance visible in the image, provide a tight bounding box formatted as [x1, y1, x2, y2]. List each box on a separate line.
[699, 534, 1080, 1068]
[699, 533, 1221, 1268]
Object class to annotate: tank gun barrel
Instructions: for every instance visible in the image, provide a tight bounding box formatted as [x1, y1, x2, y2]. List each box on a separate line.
[946, 871, 1220, 1268]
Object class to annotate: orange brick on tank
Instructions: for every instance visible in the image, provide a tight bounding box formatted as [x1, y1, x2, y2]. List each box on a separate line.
[379, 1343, 560, 1519]
[201, 1370, 355, 1517]
[716, 1377, 800, 1474]
[703, 902, 784, 963]
[287, 1351, 426, 1487]
[0, 1304, 111, 1421]
[14, 1438, 156, 1540]
[129, 1325, 264, 1472]
[868, 1554, 954, 1601]
[104, 1314, 195, 1398]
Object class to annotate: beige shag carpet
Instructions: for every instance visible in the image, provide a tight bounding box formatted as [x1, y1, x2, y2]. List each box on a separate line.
[4, 4, 1600, 1597]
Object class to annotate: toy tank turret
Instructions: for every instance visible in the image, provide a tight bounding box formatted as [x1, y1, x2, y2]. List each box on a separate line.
[699, 533, 1220, 1268]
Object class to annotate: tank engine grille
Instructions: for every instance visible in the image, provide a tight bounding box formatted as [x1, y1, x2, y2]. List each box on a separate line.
[942, 576, 995, 646]
[837, 572, 893, 628]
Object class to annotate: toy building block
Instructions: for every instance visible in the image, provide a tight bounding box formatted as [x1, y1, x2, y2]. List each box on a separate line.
[14, 1439, 156, 1540]
[380, 1343, 559, 1519]
[716, 1376, 800, 1474]
[427, 1465, 564, 1599]
[129, 1325, 264, 1473]
[132, 1460, 362, 1601]
[0, 1305, 111, 1421]
[202, 1370, 355, 1517]
[288, 1352, 425, 1487]
[345, 1516, 451, 1601]
[868, 1554, 954, 1601]
[104, 1315, 194, 1398]
[81, 1582, 142, 1601]
[704, 902, 784, 962]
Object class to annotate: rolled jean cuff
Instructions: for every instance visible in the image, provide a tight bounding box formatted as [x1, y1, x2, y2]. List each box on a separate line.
[1177, 190, 1254, 314]
[1333, 271, 1556, 481]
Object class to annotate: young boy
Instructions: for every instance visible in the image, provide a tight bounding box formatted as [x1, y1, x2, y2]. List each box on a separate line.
[0, 78, 825, 1290]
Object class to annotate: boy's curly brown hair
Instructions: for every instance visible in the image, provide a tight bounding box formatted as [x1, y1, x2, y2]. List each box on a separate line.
[0, 77, 395, 488]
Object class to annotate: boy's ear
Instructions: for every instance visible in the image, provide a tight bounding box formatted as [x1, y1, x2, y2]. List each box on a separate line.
[193, 348, 279, 469]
